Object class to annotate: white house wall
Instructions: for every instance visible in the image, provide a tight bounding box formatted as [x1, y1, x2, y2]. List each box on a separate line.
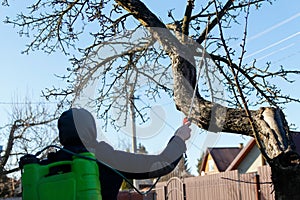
[237, 145, 263, 173]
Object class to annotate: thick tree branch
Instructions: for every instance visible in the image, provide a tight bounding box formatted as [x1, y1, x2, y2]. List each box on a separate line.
[182, 0, 195, 38]
[115, 0, 166, 28]
[196, 0, 234, 44]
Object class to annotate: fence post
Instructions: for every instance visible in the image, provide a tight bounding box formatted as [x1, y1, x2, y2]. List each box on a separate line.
[183, 183, 186, 200]
[255, 173, 261, 200]
[164, 186, 168, 200]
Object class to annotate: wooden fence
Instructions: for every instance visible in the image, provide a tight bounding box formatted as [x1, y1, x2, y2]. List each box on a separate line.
[154, 166, 274, 200]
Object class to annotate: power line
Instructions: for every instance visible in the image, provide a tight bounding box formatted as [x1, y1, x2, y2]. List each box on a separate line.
[0, 101, 59, 105]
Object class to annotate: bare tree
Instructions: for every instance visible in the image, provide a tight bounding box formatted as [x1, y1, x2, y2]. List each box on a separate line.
[0, 100, 58, 178]
[3, 0, 300, 199]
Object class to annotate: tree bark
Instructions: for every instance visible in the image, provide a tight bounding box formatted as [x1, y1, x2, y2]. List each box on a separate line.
[115, 0, 300, 199]
[172, 54, 300, 200]
[271, 165, 300, 200]
[171, 55, 298, 158]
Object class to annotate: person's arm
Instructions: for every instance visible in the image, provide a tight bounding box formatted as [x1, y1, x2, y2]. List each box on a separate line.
[94, 123, 191, 179]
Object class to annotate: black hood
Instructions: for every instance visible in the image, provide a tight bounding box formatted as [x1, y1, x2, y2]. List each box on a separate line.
[58, 108, 97, 147]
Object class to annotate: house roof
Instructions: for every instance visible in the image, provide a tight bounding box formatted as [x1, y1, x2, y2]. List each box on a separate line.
[226, 138, 256, 171]
[201, 147, 242, 172]
[226, 133, 300, 172]
[201, 132, 300, 174]
[291, 131, 300, 155]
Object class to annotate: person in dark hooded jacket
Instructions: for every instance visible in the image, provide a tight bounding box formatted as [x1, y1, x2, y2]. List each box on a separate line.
[50, 108, 191, 200]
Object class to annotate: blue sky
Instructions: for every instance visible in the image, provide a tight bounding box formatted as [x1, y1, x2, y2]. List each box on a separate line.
[1, 1, 300, 175]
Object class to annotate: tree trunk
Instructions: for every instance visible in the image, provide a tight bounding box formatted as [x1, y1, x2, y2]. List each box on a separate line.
[272, 165, 300, 200]
[172, 55, 300, 200]
[115, 0, 300, 199]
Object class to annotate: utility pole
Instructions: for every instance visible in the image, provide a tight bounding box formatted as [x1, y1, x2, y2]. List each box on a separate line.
[129, 84, 138, 189]
[130, 85, 137, 154]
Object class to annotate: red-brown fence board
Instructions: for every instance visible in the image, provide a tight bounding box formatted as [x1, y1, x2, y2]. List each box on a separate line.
[154, 166, 275, 200]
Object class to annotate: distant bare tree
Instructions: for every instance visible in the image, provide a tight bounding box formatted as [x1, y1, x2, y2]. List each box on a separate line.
[0, 100, 58, 177]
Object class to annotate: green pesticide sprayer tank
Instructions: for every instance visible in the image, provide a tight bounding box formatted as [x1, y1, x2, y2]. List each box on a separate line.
[21, 152, 102, 200]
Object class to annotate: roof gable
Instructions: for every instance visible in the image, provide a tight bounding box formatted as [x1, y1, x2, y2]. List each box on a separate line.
[226, 134, 300, 172]
[201, 147, 242, 172]
[226, 138, 256, 171]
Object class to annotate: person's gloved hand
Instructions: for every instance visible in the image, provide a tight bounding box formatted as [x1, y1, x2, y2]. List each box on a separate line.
[175, 120, 191, 141]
